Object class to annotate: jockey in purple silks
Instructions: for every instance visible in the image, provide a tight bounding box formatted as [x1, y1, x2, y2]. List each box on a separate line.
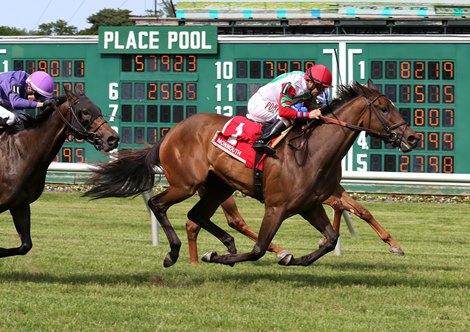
[0, 71, 54, 128]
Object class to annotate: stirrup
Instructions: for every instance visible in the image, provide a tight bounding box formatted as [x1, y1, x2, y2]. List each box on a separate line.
[253, 141, 276, 156]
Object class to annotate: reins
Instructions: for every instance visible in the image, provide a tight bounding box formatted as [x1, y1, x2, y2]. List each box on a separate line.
[319, 94, 407, 146]
[287, 93, 409, 163]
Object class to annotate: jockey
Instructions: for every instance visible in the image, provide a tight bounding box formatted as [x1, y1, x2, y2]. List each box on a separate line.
[248, 64, 333, 155]
[0, 71, 54, 128]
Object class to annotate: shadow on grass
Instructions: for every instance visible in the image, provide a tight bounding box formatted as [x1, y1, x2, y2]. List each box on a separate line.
[0, 259, 466, 290]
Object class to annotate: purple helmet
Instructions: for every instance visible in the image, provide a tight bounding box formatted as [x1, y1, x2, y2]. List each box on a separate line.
[26, 71, 54, 98]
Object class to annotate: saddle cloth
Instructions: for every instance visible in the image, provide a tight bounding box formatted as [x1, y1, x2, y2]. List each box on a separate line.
[211, 116, 266, 170]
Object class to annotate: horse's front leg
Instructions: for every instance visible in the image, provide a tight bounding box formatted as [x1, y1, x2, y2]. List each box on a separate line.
[203, 206, 285, 266]
[281, 204, 338, 267]
[0, 205, 33, 258]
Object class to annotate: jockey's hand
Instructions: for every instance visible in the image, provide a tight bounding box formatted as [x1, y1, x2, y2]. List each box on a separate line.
[307, 108, 322, 119]
[42, 97, 61, 109]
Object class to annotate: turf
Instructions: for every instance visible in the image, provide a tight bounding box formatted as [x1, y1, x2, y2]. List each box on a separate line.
[1, 193, 469, 331]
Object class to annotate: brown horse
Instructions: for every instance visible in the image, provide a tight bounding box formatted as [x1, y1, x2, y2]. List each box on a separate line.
[85, 80, 418, 267]
[186, 184, 404, 265]
[0, 87, 119, 258]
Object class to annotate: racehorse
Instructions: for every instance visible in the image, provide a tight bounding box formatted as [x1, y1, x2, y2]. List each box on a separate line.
[0, 87, 119, 258]
[185, 184, 404, 265]
[85, 80, 418, 267]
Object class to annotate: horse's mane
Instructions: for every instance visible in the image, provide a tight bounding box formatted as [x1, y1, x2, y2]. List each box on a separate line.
[30, 95, 67, 128]
[323, 82, 376, 115]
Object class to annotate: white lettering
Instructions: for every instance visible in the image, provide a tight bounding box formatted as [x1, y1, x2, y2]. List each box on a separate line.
[201, 31, 211, 49]
[167, 31, 212, 50]
[103, 30, 162, 50]
[216, 137, 242, 157]
[126, 32, 137, 50]
[137, 31, 148, 49]
[149, 31, 160, 49]
[168, 31, 178, 49]
[103, 31, 114, 49]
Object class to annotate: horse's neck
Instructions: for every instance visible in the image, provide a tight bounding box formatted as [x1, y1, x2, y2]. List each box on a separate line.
[32, 105, 70, 164]
[314, 97, 368, 164]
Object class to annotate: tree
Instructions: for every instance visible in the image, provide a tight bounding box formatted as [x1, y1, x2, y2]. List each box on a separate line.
[161, 0, 176, 17]
[79, 8, 132, 35]
[145, 0, 176, 18]
[37, 20, 78, 36]
[0, 26, 28, 36]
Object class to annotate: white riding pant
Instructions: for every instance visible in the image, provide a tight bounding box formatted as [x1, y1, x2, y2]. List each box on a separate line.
[247, 92, 279, 123]
[0, 105, 17, 125]
[247, 92, 291, 126]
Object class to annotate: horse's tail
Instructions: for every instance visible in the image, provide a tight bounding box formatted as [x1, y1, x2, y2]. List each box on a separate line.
[84, 143, 161, 199]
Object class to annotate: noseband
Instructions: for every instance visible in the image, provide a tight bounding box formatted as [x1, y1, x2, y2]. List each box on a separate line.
[57, 99, 108, 151]
[319, 94, 408, 148]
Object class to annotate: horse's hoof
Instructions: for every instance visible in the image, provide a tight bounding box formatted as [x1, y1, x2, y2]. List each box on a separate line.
[389, 247, 405, 256]
[276, 250, 291, 260]
[278, 253, 294, 266]
[201, 251, 217, 263]
[163, 252, 178, 268]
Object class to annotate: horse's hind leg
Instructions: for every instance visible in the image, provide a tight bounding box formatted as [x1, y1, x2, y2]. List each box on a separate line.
[148, 188, 194, 267]
[323, 186, 404, 255]
[186, 195, 288, 264]
[186, 220, 202, 265]
[187, 180, 238, 258]
[335, 189, 404, 255]
[0, 205, 33, 258]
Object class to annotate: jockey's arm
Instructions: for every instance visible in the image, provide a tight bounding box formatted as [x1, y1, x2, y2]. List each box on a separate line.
[278, 83, 320, 120]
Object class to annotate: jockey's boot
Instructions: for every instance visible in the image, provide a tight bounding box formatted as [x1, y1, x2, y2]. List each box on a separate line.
[252, 119, 287, 155]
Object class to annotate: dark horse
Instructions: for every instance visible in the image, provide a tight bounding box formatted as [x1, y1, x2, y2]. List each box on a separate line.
[185, 184, 405, 265]
[0, 87, 119, 258]
[85, 80, 418, 267]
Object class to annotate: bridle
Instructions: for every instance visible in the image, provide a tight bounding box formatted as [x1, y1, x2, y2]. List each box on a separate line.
[287, 93, 409, 165]
[319, 94, 408, 148]
[57, 98, 108, 151]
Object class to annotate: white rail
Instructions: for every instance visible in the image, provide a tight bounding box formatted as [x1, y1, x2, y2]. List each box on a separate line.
[47, 163, 470, 249]
[49, 162, 470, 184]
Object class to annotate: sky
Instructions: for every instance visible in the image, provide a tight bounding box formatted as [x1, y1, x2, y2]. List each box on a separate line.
[1, 0, 159, 31]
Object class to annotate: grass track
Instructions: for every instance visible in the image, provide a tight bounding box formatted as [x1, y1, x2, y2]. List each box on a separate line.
[1, 193, 469, 331]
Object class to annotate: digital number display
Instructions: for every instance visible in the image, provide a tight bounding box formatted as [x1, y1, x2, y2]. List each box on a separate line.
[119, 82, 197, 101]
[54, 147, 85, 163]
[235, 60, 315, 79]
[118, 54, 199, 147]
[121, 54, 197, 72]
[369, 60, 455, 173]
[13, 59, 85, 77]
[13, 59, 86, 95]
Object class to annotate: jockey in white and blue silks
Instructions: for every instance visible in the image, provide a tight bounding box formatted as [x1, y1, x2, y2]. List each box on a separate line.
[0, 71, 54, 127]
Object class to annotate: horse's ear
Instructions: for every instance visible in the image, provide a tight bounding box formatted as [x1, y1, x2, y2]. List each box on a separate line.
[63, 84, 79, 104]
[367, 79, 377, 90]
